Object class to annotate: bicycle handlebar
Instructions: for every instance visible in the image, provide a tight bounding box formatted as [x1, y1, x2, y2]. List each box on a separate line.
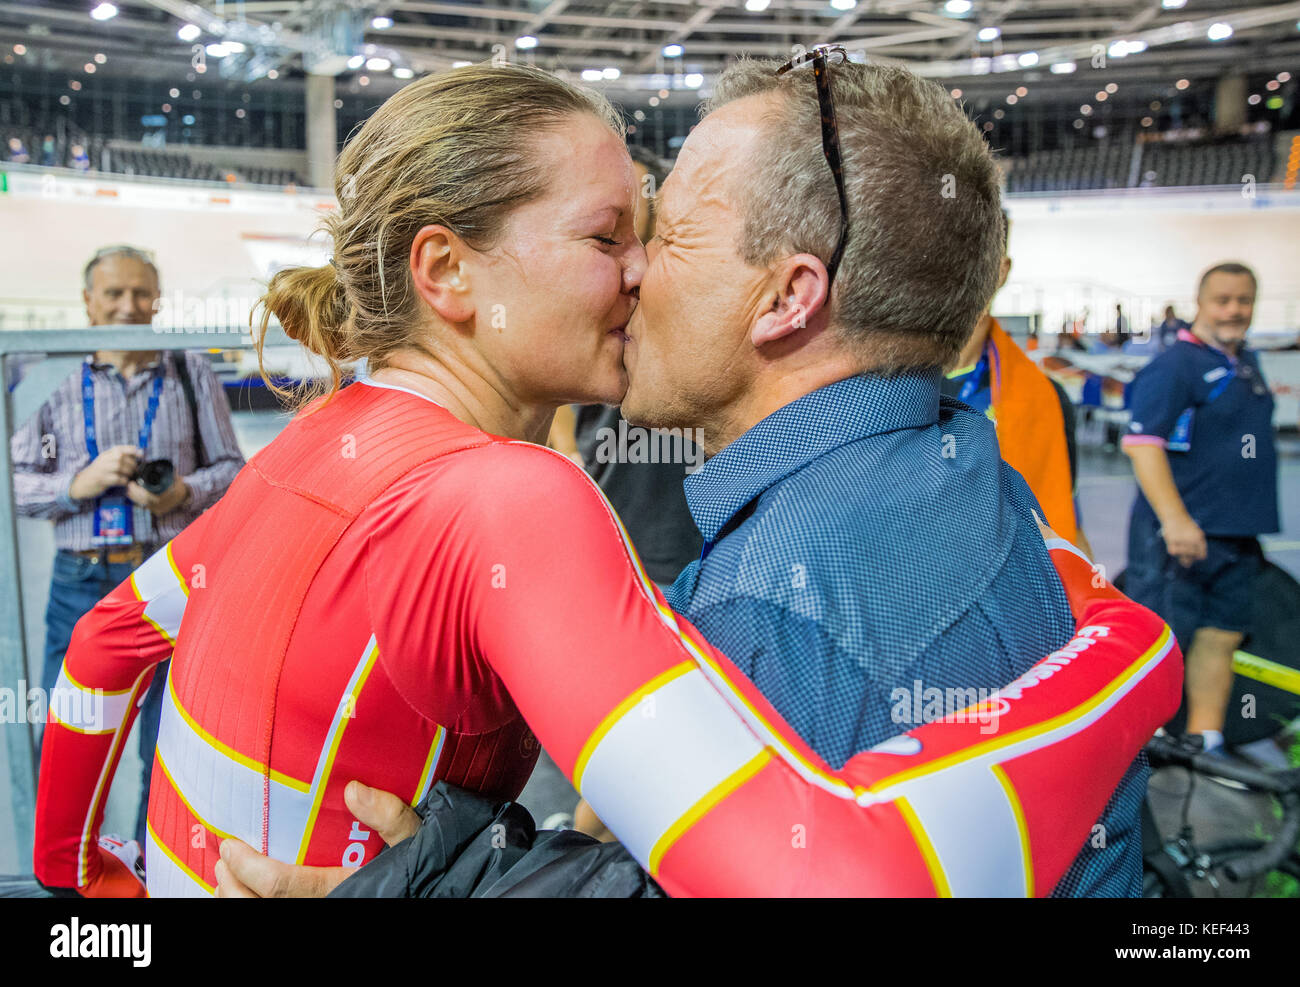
[1144, 735, 1300, 793]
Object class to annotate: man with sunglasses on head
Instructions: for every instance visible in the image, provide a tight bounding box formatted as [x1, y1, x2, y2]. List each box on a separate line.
[1123, 262, 1280, 766]
[11, 245, 245, 851]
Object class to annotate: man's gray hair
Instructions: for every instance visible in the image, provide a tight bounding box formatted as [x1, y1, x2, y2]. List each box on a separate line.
[82, 245, 161, 292]
[1197, 261, 1257, 297]
[702, 57, 1004, 372]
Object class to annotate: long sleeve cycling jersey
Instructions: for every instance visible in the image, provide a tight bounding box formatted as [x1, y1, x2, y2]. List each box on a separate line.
[34, 377, 1182, 897]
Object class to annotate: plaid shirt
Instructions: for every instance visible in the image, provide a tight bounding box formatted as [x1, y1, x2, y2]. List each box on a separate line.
[666, 371, 1146, 897]
[11, 352, 245, 550]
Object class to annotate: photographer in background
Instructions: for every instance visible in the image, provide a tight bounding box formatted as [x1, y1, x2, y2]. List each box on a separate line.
[10, 244, 245, 847]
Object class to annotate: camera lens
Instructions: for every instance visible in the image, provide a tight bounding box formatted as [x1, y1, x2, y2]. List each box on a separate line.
[135, 459, 174, 495]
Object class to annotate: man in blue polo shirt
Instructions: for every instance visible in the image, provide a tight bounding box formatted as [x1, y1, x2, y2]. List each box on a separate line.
[1123, 262, 1278, 759]
[617, 56, 1145, 896]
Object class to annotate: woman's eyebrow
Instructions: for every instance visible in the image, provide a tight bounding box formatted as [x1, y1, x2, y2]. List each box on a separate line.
[576, 204, 623, 224]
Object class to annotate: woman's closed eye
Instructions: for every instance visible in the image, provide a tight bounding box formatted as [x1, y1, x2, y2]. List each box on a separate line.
[591, 235, 621, 246]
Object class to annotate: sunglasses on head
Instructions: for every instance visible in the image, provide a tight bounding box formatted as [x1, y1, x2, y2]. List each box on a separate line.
[776, 44, 851, 287]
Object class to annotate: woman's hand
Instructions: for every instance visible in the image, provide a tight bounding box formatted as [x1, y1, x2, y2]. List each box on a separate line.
[214, 781, 421, 898]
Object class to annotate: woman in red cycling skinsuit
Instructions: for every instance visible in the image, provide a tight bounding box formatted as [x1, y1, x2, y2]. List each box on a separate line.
[32, 65, 1180, 898]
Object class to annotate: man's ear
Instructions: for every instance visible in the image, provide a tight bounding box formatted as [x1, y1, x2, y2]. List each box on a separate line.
[409, 225, 476, 324]
[996, 255, 1012, 293]
[751, 254, 829, 348]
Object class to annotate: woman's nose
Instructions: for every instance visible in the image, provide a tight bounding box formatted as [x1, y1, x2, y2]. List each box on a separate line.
[622, 240, 647, 293]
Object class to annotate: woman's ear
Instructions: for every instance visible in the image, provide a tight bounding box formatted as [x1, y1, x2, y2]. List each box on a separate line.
[751, 254, 829, 348]
[410, 225, 476, 324]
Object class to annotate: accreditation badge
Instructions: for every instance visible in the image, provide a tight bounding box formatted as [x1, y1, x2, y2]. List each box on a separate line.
[92, 494, 135, 546]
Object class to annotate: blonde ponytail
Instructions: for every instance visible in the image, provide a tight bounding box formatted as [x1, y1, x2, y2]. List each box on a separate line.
[254, 256, 352, 409]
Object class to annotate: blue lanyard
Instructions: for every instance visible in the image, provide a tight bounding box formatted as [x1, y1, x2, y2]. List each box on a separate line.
[958, 344, 991, 404]
[82, 358, 166, 460]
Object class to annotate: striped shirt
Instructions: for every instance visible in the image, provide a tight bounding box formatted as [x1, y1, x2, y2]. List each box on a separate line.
[11, 351, 245, 550]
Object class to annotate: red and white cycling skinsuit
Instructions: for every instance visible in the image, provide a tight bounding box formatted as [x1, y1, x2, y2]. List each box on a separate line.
[34, 377, 1182, 897]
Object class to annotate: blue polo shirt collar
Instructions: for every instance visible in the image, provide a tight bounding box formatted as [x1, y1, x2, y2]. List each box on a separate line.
[684, 370, 941, 541]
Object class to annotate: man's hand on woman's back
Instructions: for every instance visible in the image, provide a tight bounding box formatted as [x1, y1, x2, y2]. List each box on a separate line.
[214, 781, 419, 898]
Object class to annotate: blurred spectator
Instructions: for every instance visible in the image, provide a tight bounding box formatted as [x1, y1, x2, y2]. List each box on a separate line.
[7, 136, 30, 163]
[39, 135, 56, 167]
[1157, 304, 1189, 349]
[70, 144, 90, 172]
[942, 209, 1090, 554]
[10, 245, 245, 849]
[1122, 262, 1278, 759]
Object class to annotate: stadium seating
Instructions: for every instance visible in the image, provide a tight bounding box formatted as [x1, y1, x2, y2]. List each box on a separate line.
[1002, 131, 1277, 193]
[3, 119, 306, 187]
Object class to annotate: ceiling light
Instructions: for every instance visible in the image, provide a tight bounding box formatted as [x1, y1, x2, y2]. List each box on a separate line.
[90, 3, 117, 21]
[945, 0, 972, 14]
[831, 0, 856, 9]
[662, 44, 683, 57]
[602, 67, 620, 79]
[393, 67, 413, 79]
[1017, 51, 1038, 67]
[371, 16, 393, 30]
[453, 61, 472, 68]
[581, 69, 603, 81]
[1207, 22, 1233, 41]
[177, 23, 201, 42]
[744, 0, 770, 11]
[1050, 61, 1075, 74]
[515, 35, 538, 49]
[347, 54, 365, 69]
[206, 43, 231, 58]
[977, 27, 1000, 42]
[1161, 0, 1186, 7]
[684, 72, 704, 88]
[94, 52, 107, 64]
[365, 57, 391, 71]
